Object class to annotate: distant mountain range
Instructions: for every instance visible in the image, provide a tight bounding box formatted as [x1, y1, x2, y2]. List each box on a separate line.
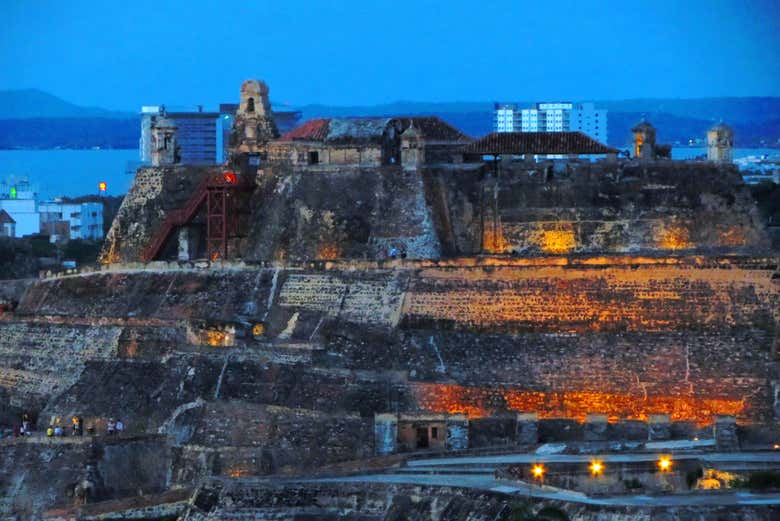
[0, 89, 778, 149]
[0, 89, 133, 119]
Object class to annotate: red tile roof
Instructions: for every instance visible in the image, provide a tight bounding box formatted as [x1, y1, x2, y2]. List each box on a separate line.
[463, 132, 618, 155]
[279, 118, 330, 141]
[0, 209, 15, 224]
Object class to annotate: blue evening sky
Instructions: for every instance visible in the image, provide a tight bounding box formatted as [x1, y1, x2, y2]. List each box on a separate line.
[2, 0, 779, 110]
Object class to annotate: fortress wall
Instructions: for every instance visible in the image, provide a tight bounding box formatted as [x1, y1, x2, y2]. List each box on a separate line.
[173, 402, 372, 476]
[244, 165, 442, 261]
[0, 321, 121, 408]
[101, 160, 770, 264]
[6, 256, 778, 424]
[0, 437, 170, 519]
[17, 270, 274, 322]
[401, 261, 778, 332]
[100, 166, 220, 263]
[18, 258, 777, 332]
[435, 161, 770, 255]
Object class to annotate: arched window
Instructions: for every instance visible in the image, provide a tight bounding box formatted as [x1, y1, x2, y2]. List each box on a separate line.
[247, 97, 255, 113]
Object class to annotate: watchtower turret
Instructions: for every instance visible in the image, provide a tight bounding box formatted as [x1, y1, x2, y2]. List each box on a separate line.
[707, 121, 734, 163]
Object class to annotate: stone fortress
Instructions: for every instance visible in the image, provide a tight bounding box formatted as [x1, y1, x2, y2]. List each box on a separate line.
[0, 79, 778, 520]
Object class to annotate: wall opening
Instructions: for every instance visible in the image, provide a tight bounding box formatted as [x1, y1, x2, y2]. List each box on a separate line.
[416, 427, 429, 448]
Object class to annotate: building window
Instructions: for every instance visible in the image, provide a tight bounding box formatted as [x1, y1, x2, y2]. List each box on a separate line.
[308, 151, 319, 165]
[431, 427, 438, 439]
[247, 97, 255, 113]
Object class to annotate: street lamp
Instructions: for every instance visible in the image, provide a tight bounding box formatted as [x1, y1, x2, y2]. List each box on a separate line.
[531, 463, 545, 480]
[658, 456, 672, 472]
[589, 460, 603, 476]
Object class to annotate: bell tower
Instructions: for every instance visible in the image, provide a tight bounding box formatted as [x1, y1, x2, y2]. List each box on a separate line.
[232, 79, 279, 157]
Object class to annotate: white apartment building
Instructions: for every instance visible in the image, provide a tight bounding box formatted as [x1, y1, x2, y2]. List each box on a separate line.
[494, 101, 608, 144]
[493, 103, 521, 132]
[39, 200, 104, 241]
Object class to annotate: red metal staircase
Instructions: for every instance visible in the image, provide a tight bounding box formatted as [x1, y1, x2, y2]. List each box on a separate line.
[141, 172, 250, 262]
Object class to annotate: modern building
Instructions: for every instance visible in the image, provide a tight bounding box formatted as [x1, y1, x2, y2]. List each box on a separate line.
[39, 200, 104, 241]
[140, 104, 302, 166]
[0, 178, 40, 237]
[140, 106, 223, 165]
[518, 102, 607, 144]
[494, 102, 606, 142]
[493, 103, 521, 132]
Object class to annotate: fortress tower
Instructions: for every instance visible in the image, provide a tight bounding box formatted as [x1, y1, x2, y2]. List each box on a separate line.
[631, 118, 657, 159]
[231, 79, 279, 161]
[707, 121, 734, 163]
[400, 124, 422, 168]
[150, 116, 179, 166]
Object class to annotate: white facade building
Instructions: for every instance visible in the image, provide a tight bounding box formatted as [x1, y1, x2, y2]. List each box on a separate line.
[494, 101, 607, 144]
[493, 103, 521, 132]
[39, 200, 104, 241]
[0, 180, 40, 237]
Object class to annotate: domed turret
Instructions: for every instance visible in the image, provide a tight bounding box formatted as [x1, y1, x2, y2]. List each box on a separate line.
[707, 121, 734, 163]
[631, 117, 656, 159]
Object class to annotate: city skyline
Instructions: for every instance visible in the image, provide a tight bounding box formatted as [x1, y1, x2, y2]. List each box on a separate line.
[2, 0, 779, 111]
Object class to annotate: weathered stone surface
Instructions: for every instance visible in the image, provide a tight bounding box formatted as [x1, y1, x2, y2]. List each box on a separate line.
[714, 415, 740, 451]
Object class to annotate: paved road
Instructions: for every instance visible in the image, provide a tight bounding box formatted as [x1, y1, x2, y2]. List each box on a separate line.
[298, 451, 780, 507]
[407, 451, 780, 467]
[304, 473, 780, 507]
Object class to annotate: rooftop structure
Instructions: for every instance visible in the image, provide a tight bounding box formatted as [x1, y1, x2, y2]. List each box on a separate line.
[269, 116, 471, 167]
[463, 131, 617, 156]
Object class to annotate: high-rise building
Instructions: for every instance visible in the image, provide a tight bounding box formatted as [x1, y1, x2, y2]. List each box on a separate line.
[140, 106, 223, 165]
[493, 101, 607, 144]
[493, 103, 521, 132]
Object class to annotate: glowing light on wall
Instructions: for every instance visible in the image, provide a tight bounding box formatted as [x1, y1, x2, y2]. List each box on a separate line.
[658, 456, 672, 472]
[589, 460, 603, 476]
[411, 382, 745, 426]
[483, 219, 511, 253]
[657, 225, 692, 250]
[541, 229, 576, 254]
[316, 243, 341, 260]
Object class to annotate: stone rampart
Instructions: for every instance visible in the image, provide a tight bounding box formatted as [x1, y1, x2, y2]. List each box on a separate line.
[4, 255, 778, 425]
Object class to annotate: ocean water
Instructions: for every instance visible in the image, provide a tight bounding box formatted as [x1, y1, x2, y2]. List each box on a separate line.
[0, 149, 139, 199]
[671, 147, 777, 160]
